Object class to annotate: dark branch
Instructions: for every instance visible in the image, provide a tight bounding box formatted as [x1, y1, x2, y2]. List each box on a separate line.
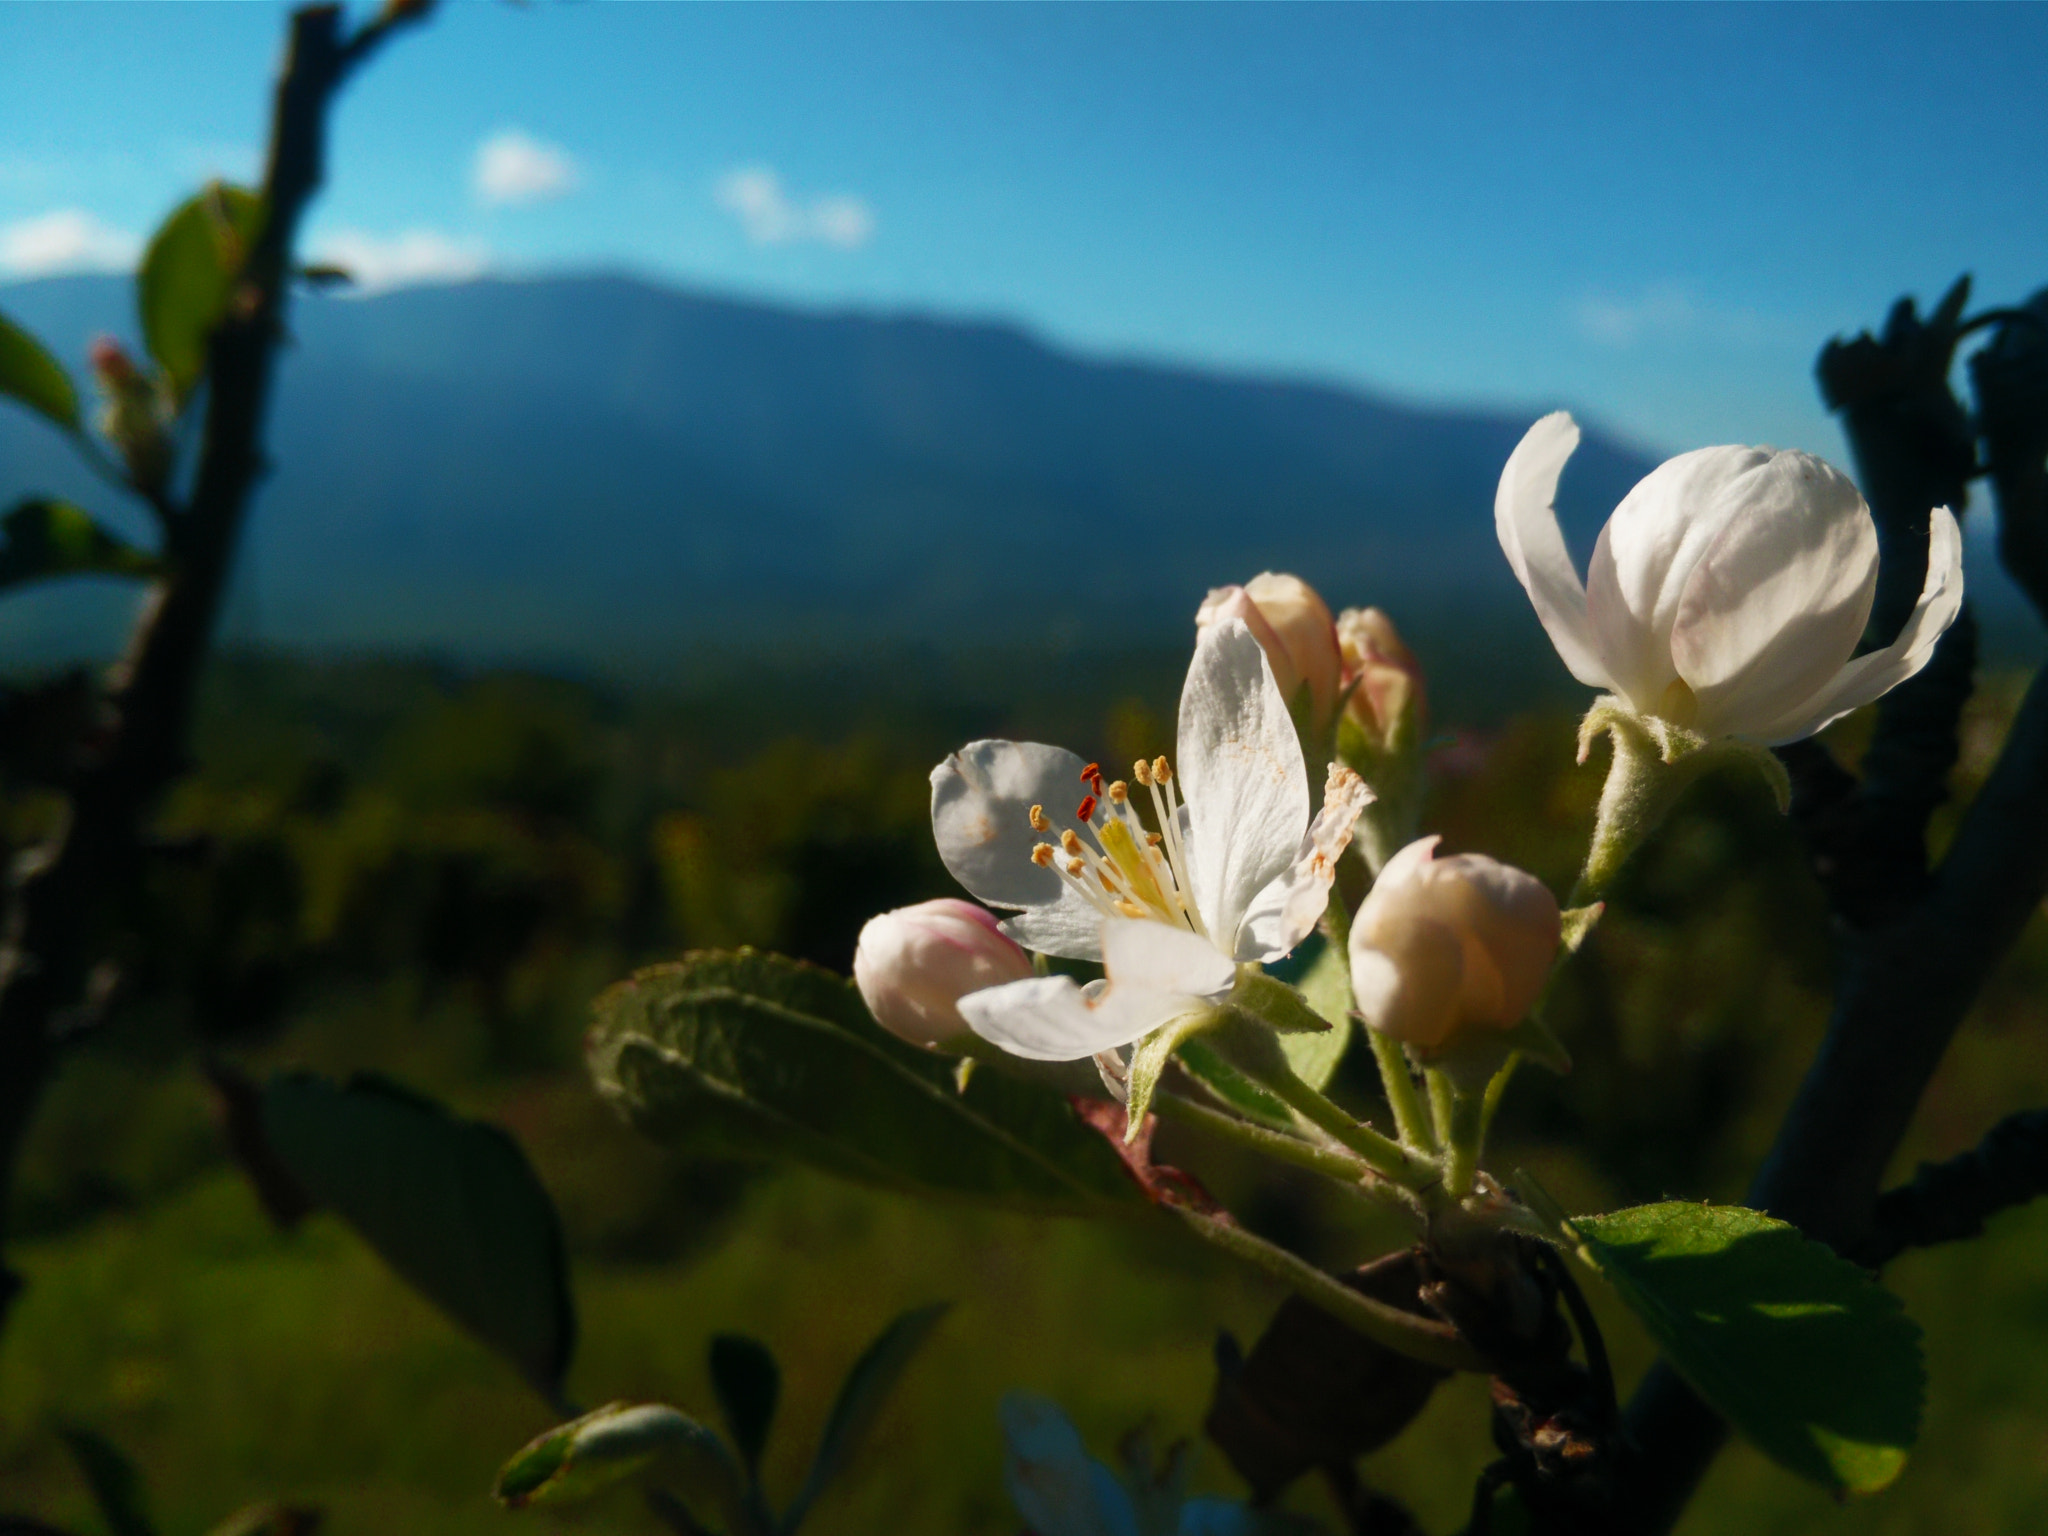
[1970, 288, 2048, 620]
[0, 2, 429, 1337]
[1855, 1107, 2048, 1269]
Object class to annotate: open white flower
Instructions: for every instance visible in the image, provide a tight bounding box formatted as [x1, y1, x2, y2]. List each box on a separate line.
[928, 618, 1371, 1061]
[1496, 412, 1964, 745]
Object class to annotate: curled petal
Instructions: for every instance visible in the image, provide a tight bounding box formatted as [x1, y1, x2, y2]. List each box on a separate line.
[1235, 764, 1374, 961]
[1177, 618, 1310, 944]
[1672, 452, 1878, 739]
[1742, 505, 1967, 745]
[1495, 413, 1609, 690]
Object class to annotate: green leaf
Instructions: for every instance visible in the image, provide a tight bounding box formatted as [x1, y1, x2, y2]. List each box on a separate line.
[1571, 1201, 1924, 1493]
[56, 1426, 155, 1536]
[783, 1303, 949, 1532]
[260, 1072, 575, 1398]
[137, 182, 263, 402]
[0, 500, 157, 590]
[495, 1401, 749, 1526]
[587, 950, 1145, 1214]
[0, 310, 79, 432]
[1266, 931, 1353, 1090]
[708, 1333, 781, 1483]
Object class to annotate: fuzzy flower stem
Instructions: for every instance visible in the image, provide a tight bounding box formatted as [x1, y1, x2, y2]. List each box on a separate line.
[1370, 1030, 1436, 1153]
[1441, 1086, 1487, 1201]
[1151, 1091, 1418, 1216]
[1255, 1061, 1436, 1191]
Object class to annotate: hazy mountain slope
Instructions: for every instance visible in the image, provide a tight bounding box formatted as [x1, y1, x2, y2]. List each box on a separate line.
[0, 272, 1655, 670]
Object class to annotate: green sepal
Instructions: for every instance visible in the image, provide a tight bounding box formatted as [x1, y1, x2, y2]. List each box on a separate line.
[1124, 1005, 1228, 1137]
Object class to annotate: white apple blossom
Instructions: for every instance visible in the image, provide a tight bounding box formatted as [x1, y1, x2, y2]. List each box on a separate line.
[928, 618, 1371, 1062]
[1496, 412, 1964, 745]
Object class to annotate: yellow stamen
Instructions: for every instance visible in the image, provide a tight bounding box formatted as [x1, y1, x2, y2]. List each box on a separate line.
[1029, 804, 1050, 832]
[1108, 779, 1129, 803]
[1133, 759, 1153, 787]
[1152, 756, 1172, 783]
[1060, 829, 1083, 856]
[1032, 843, 1056, 867]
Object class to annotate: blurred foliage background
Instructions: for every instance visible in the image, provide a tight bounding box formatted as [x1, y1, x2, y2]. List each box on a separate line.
[2, 639, 2046, 1532]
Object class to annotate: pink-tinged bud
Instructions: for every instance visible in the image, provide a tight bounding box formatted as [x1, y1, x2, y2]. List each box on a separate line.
[88, 335, 139, 388]
[1348, 836, 1559, 1054]
[1337, 606, 1427, 751]
[1195, 573, 1342, 731]
[853, 898, 1034, 1052]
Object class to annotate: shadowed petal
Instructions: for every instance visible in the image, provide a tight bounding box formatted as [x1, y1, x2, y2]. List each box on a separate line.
[932, 738, 1089, 909]
[1496, 413, 1610, 689]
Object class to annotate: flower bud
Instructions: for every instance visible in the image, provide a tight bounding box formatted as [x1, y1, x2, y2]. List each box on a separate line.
[1348, 836, 1558, 1055]
[853, 898, 1034, 1052]
[89, 335, 172, 495]
[1196, 573, 1342, 734]
[1337, 606, 1427, 754]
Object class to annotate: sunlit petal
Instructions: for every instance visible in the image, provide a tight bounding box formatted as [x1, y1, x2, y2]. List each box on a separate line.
[1585, 444, 1770, 712]
[1101, 915, 1237, 1002]
[958, 973, 1184, 1061]
[1673, 453, 1878, 738]
[931, 739, 1090, 908]
[1235, 765, 1373, 961]
[1495, 412, 1610, 690]
[1742, 505, 1965, 745]
[1177, 618, 1310, 943]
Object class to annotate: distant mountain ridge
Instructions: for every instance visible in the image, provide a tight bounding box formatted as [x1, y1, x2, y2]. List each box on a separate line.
[0, 272, 1657, 674]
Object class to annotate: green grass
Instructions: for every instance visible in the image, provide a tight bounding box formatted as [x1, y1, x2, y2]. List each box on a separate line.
[7, 1133, 2048, 1535]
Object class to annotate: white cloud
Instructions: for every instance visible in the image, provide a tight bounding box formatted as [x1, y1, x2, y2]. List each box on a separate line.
[1575, 282, 1764, 349]
[309, 229, 488, 293]
[474, 130, 579, 207]
[716, 166, 875, 250]
[0, 208, 140, 276]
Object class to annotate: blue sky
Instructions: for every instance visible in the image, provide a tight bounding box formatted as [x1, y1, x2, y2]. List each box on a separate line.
[3, 2, 2046, 463]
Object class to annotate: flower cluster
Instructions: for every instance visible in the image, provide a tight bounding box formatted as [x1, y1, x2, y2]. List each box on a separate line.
[853, 419, 1964, 1206]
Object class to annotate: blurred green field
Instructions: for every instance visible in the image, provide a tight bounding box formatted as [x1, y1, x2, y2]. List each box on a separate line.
[4, 652, 2048, 1533]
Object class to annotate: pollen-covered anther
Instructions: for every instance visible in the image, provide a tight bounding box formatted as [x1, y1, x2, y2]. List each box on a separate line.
[1065, 857, 1086, 878]
[1114, 899, 1146, 918]
[1060, 829, 1083, 856]
[1152, 756, 1172, 783]
[1031, 843, 1057, 868]
[1029, 804, 1051, 832]
[1147, 832, 1163, 847]
[1107, 780, 1129, 804]
[1133, 759, 1153, 787]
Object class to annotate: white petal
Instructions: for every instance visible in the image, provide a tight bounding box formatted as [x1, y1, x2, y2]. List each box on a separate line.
[1585, 444, 1773, 713]
[1177, 618, 1310, 943]
[1101, 915, 1237, 1001]
[997, 902, 1105, 962]
[1235, 765, 1373, 961]
[1741, 505, 1966, 745]
[957, 973, 1183, 1062]
[1670, 453, 1879, 739]
[931, 737, 1091, 910]
[1495, 413, 1610, 690]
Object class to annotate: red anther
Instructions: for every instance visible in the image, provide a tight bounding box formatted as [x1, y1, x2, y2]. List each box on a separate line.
[1081, 762, 1103, 787]
[1076, 794, 1098, 823]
